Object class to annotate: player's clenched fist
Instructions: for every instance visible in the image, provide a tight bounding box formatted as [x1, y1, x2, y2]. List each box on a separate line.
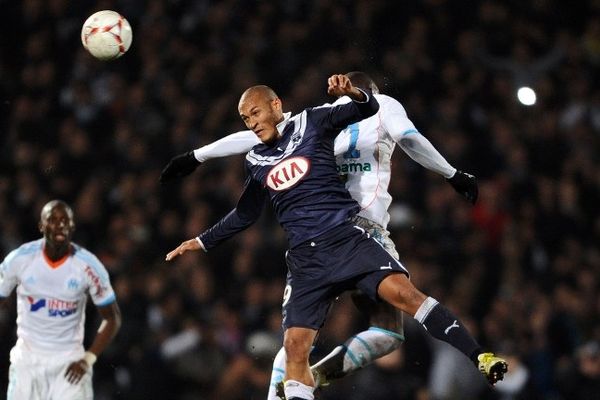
[327, 74, 367, 101]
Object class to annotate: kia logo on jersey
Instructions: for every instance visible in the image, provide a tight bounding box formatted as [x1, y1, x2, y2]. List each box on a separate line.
[266, 157, 310, 191]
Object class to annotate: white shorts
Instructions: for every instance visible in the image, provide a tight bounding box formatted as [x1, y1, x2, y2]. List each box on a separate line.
[350, 215, 400, 260]
[8, 340, 93, 400]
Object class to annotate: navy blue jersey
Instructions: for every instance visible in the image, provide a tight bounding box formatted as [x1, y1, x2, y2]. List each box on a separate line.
[199, 92, 379, 249]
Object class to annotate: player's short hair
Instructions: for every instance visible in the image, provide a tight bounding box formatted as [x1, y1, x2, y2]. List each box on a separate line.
[345, 71, 379, 95]
[240, 85, 279, 102]
[41, 200, 74, 221]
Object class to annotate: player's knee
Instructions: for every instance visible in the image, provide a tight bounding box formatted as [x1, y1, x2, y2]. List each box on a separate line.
[380, 274, 426, 313]
[283, 333, 312, 363]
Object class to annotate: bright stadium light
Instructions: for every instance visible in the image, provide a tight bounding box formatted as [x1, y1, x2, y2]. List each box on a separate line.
[517, 86, 536, 106]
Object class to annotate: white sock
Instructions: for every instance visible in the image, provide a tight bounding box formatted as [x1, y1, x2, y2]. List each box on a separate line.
[312, 327, 404, 378]
[267, 347, 286, 400]
[284, 380, 314, 400]
[414, 296, 439, 324]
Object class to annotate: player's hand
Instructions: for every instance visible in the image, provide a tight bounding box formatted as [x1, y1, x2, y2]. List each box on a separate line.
[447, 170, 478, 204]
[65, 359, 88, 384]
[327, 74, 365, 101]
[166, 238, 202, 261]
[159, 151, 201, 184]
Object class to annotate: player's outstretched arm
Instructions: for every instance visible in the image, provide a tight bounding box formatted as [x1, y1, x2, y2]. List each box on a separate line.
[382, 96, 478, 204]
[399, 133, 478, 204]
[167, 176, 267, 260]
[65, 301, 121, 384]
[159, 131, 259, 184]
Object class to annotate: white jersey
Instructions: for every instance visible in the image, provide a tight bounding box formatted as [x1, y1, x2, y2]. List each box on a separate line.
[193, 94, 456, 229]
[0, 239, 116, 353]
[333, 94, 454, 227]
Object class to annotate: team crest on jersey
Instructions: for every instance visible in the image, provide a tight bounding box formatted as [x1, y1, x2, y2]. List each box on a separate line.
[66, 277, 81, 290]
[266, 157, 310, 191]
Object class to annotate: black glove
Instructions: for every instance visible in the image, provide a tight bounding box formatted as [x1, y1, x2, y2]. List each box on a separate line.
[447, 170, 478, 205]
[159, 151, 201, 184]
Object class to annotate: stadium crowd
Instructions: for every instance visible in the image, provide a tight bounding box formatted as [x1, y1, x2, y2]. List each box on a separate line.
[1, 0, 599, 399]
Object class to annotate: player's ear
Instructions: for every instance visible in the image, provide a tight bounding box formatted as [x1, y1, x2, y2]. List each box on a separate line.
[272, 98, 282, 112]
[38, 221, 44, 234]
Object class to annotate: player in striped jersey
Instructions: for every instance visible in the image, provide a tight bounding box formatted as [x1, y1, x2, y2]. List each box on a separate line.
[0, 200, 121, 400]
[162, 75, 506, 399]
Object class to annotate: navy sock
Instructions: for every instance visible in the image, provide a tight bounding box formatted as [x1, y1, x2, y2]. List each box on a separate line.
[415, 297, 481, 364]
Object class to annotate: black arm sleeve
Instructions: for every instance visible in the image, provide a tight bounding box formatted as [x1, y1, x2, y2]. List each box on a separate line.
[311, 89, 380, 134]
[198, 175, 267, 250]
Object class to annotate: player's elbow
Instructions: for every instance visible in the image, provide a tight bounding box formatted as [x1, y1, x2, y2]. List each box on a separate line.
[107, 303, 122, 335]
[399, 134, 421, 151]
[237, 209, 261, 227]
[399, 136, 414, 149]
[365, 97, 379, 118]
[113, 307, 122, 332]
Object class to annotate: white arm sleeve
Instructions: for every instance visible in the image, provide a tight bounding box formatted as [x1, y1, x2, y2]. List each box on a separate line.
[382, 95, 457, 178]
[398, 133, 457, 178]
[0, 250, 20, 297]
[193, 130, 260, 163]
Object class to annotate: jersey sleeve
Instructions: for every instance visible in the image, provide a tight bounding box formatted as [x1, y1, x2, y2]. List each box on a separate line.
[380, 95, 419, 141]
[382, 95, 456, 178]
[199, 173, 267, 250]
[81, 252, 116, 307]
[310, 89, 380, 134]
[0, 249, 20, 297]
[193, 131, 260, 162]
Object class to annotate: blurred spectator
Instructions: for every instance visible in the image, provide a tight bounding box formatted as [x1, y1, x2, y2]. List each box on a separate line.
[1, 1, 599, 399]
[556, 341, 600, 400]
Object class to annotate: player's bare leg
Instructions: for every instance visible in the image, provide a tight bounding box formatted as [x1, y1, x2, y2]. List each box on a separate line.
[378, 273, 507, 384]
[282, 327, 318, 400]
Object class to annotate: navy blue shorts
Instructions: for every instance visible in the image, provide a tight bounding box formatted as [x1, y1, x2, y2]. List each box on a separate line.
[281, 221, 408, 330]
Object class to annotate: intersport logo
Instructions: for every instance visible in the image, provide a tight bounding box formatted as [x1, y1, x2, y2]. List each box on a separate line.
[266, 157, 310, 191]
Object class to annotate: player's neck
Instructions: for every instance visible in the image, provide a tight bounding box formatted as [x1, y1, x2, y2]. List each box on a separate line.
[263, 133, 282, 147]
[44, 242, 72, 261]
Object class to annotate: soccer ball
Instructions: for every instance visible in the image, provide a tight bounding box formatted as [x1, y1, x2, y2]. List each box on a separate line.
[81, 10, 132, 61]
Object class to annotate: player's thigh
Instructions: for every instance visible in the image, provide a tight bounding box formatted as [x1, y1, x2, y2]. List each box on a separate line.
[49, 364, 93, 400]
[7, 363, 39, 400]
[282, 248, 338, 331]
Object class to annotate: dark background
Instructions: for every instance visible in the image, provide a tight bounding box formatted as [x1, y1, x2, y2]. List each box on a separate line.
[1, 0, 599, 399]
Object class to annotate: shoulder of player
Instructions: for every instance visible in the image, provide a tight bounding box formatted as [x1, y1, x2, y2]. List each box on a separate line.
[2, 239, 43, 265]
[70, 243, 108, 275]
[374, 93, 403, 109]
[374, 94, 409, 123]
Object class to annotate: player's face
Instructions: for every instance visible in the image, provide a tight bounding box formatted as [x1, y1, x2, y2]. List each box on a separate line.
[239, 93, 283, 145]
[40, 204, 75, 246]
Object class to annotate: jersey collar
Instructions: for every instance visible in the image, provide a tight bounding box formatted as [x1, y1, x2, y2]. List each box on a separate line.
[276, 112, 292, 135]
[42, 245, 72, 269]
